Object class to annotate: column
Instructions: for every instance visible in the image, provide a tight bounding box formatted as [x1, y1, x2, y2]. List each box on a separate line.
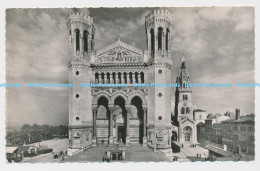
[109, 73, 113, 84]
[155, 30, 158, 56]
[162, 32, 165, 56]
[104, 73, 107, 84]
[98, 73, 102, 83]
[147, 30, 151, 52]
[125, 105, 130, 146]
[108, 105, 114, 146]
[138, 73, 141, 83]
[73, 34, 76, 55]
[88, 34, 91, 54]
[115, 73, 118, 84]
[80, 32, 83, 57]
[128, 73, 131, 84]
[121, 73, 125, 84]
[92, 108, 97, 146]
[143, 107, 147, 146]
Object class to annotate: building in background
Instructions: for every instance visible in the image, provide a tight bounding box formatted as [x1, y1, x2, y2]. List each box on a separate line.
[222, 109, 255, 155]
[204, 114, 230, 142]
[193, 109, 208, 140]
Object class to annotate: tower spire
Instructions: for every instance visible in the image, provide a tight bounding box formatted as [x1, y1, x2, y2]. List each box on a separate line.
[181, 54, 186, 69]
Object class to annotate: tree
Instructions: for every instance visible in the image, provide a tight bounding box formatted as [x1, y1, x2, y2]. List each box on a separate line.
[20, 124, 31, 132]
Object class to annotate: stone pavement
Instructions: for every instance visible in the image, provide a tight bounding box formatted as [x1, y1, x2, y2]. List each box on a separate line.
[172, 142, 208, 162]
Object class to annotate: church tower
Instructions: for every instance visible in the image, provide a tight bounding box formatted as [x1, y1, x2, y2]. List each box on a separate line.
[175, 56, 197, 143]
[66, 13, 96, 152]
[145, 10, 174, 155]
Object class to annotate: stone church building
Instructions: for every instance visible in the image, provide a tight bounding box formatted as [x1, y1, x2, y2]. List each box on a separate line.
[66, 10, 201, 155]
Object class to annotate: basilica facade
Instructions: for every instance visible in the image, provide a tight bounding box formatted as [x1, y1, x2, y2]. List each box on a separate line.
[66, 10, 199, 155]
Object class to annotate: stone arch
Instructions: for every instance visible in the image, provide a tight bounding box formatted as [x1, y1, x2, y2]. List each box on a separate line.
[92, 92, 111, 105]
[111, 91, 128, 105]
[127, 91, 147, 106]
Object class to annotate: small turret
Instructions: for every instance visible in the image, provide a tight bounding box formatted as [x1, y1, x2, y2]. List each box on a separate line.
[145, 10, 174, 60]
[176, 55, 190, 90]
[66, 12, 96, 60]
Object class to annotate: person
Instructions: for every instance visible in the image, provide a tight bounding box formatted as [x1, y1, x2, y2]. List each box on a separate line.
[181, 144, 183, 148]
[197, 153, 198, 158]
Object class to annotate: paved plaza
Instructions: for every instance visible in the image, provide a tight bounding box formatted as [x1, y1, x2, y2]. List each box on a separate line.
[66, 144, 170, 162]
[22, 139, 209, 162]
[65, 142, 208, 162]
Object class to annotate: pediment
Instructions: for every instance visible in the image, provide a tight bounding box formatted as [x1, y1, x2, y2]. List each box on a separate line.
[95, 39, 143, 64]
[181, 117, 194, 124]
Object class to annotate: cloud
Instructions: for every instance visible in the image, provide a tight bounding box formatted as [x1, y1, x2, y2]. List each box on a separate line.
[5, 7, 255, 125]
[234, 13, 254, 31]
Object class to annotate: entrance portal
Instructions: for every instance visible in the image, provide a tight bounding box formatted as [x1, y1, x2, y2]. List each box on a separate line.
[183, 126, 192, 142]
[118, 126, 126, 143]
[185, 132, 191, 141]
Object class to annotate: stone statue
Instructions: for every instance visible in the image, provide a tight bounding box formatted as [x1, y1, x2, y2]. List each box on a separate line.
[181, 54, 185, 63]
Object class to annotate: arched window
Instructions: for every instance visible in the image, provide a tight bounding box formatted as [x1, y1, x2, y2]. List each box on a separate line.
[83, 30, 88, 53]
[75, 29, 80, 51]
[199, 115, 202, 119]
[141, 72, 144, 83]
[150, 29, 155, 57]
[166, 28, 169, 51]
[158, 27, 163, 50]
[181, 107, 185, 114]
[95, 73, 99, 83]
[186, 107, 190, 114]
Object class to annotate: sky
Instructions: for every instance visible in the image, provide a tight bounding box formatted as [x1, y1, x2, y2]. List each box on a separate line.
[5, 7, 255, 125]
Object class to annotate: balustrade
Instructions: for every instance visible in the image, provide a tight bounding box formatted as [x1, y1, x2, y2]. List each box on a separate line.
[94, 72, 145, 84]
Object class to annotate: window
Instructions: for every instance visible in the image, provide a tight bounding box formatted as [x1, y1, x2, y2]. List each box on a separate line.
[76, 94, 80, 99]
[183, 95, 188, 100]
[76, 117, 80, 121]
[158, 27, 163, 50]
[166, 28, 169, 51]
[240, 127, 246, 131]
[241, 146, 247, 152]
[248, 127, 254, 131]
[181, 107, 185, 114]
[158, 93, 162, 97]
[150, 29, 155, 57]
[75, 29, 80, 51]
[186, 107, 190, 114]
[158, 69, 162, 74]
[249, 136, 254, 141]
[83, 30, 88, 53]
[76, 71, 79, 76]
